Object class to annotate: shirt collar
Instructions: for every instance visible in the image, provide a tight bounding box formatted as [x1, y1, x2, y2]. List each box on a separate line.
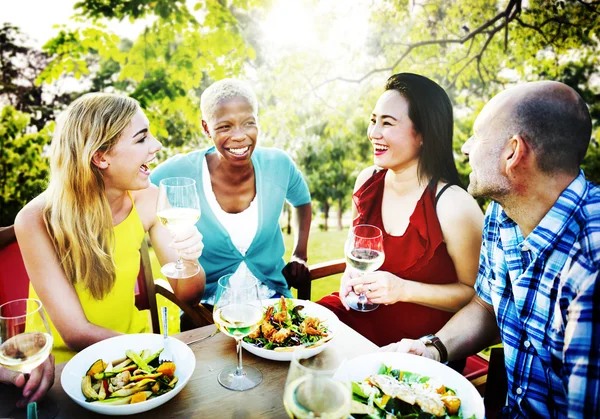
[499, 170, 588, 256]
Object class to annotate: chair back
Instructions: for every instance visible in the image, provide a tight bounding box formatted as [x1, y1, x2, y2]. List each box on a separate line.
[295, 258, 346, 300]
[136, 235, 214, 332]
[0, 226, 30, 305]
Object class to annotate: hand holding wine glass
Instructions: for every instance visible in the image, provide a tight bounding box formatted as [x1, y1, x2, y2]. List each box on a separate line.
[156, 177, 202, 279]
[213, 273, 263, 391]
[344, 224, 385, 312]
[283, 347, 351, 419]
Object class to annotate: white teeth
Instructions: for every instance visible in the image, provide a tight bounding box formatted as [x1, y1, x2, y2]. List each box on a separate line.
[374, 144, 389, 151]
[228, 146, 249, 155]
[140, 164, 149, 171]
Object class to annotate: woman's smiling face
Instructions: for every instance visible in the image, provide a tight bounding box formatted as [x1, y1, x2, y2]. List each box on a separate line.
[367, 90, 422, 173]
[101, 109, 161, 191]
[203, 97, 258, 165]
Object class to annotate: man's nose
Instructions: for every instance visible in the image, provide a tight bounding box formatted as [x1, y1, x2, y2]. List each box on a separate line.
[462, 136, 473, 155]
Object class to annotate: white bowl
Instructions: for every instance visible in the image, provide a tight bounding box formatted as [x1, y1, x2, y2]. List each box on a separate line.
[334, 352, 485, 419]
[241, 298, 338, 362]
[61, 333, 195, 416]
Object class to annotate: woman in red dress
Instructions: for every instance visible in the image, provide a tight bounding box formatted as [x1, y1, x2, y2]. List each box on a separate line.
[318, 74, 483, 359]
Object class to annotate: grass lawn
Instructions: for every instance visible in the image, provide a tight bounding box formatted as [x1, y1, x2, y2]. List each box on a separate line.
[150, 227, 348, 302]
[283, 228, 347, 301]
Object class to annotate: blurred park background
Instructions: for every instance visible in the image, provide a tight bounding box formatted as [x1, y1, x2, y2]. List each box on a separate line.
[1, 0, 599, 299]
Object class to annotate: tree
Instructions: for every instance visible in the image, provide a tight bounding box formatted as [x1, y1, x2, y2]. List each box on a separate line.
[0, 24, 72, 131]
[297, 119, 367, 231]
[303, 0, 600, 196]
[38, 0, 258, 149]
[0, 106, 52, 225]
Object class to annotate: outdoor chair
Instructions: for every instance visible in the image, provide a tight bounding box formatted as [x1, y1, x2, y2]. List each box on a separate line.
[293, 258, 507, 404]
[135, 234, 214, 332]
[0, 225, 29, 306]
[0, 225, 213, 332]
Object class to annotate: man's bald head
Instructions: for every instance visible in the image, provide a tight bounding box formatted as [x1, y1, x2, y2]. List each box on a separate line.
[479, 81, 592, 175]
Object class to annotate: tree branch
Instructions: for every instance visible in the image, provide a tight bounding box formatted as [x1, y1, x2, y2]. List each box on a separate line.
[312, 0, 523, 90]
[575, 0, 600, 16]
[515, 17, 550, 44]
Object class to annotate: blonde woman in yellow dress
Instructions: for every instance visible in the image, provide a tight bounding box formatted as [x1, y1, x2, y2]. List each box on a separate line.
[15, 93, 206, 363]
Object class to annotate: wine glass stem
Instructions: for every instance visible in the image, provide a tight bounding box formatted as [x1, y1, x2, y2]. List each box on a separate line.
[175, 251, 184, 270]
[235, 338, 244, 376]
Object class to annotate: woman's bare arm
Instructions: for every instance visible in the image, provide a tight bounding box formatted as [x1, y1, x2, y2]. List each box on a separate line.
[15, 197, 120, 352]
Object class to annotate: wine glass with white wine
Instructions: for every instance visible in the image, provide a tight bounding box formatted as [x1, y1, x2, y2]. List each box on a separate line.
[213, 273, 264, 391]
[0, 299, 53, 374]
[283, 346, 351, 419]
[344, 224, 385, 312]
[0, 298, 59, 418]
[156, 177, 201, 279]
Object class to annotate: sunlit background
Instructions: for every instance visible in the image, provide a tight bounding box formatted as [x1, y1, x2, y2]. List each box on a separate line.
[1, 0, 599, 232]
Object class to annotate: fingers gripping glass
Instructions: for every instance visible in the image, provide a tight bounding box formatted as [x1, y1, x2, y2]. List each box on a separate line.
[344, 224, 385, 312]
[213, 274, 263, 391]
[156, 177, 201, 279]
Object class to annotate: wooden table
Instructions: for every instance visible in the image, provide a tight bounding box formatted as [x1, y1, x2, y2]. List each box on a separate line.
[1, 323, 378, 418]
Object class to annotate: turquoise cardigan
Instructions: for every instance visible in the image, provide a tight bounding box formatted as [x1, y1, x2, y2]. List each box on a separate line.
[150, 146, 311, 300]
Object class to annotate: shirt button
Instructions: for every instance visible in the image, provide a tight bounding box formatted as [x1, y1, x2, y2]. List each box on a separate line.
[521, 245, 530, 252]
[516, 387, 523, 395]
[524, 340, 531, 348]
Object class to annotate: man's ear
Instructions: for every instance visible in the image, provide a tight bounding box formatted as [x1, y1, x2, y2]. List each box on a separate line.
[201, 120, 211, 138]
[504, 135, 531, 176]
[91, 150, 109, 169]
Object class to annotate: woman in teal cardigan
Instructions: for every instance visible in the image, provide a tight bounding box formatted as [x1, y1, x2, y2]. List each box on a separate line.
[151, 78, 312, 304]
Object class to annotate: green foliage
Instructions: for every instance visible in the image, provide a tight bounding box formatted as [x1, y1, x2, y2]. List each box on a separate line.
[39, 0, 256, 148]
[0, 107, 52, 225]
[0, 24, 72, 131]
[297, 119, 369, 231]
[74, 0, 188, 20]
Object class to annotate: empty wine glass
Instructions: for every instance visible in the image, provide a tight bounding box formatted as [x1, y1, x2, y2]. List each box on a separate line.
[156, 177, 201, 279]
[344, 224, 385, 312]
[213, 273, 263, 391]
[283, 346, 351, 419]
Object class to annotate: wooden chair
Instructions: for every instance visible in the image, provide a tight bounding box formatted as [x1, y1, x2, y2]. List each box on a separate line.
[0, 225, 213, 331]
[136, 235, 214, 332]
[296, 258, 346, 300]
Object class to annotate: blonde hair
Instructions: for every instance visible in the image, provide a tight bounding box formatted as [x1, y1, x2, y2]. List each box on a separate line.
[200, 78, 258, 124]
[43, 92, 139, 300]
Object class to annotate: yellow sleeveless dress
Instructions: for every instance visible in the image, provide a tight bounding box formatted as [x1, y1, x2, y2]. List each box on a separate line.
[29, 194, 151, 364]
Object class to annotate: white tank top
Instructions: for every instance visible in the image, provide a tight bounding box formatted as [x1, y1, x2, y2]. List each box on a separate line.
[201, 157, 276, 304]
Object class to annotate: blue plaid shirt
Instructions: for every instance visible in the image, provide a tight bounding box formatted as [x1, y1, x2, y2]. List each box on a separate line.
[475, 171, 600, 418]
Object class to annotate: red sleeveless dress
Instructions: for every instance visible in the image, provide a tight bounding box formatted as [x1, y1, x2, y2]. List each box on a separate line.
[317, 169, 459, 346]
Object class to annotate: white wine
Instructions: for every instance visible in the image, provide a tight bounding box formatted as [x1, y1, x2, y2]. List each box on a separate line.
[345, 248, 384, 273]
[283, 376, 350, 419]
[213, 304, 263, 339]
[156, 208, 201, 230]
[0, 332, 53, 373]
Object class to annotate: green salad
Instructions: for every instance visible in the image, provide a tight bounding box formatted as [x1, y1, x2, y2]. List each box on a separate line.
[350, 364, 476, 419]
[243, 297, 330, 351]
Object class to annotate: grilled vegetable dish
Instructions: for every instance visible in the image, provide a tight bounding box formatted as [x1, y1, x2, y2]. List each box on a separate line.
[350, 364, 475, 419]
[81, 348, 177, 405]
[243, 297, 331, 351]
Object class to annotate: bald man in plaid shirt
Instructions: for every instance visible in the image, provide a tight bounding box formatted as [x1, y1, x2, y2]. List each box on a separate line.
[385, 81, 599, 418]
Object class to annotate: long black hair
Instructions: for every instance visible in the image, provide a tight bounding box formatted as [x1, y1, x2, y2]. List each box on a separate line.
[385, 73, 463, 188]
